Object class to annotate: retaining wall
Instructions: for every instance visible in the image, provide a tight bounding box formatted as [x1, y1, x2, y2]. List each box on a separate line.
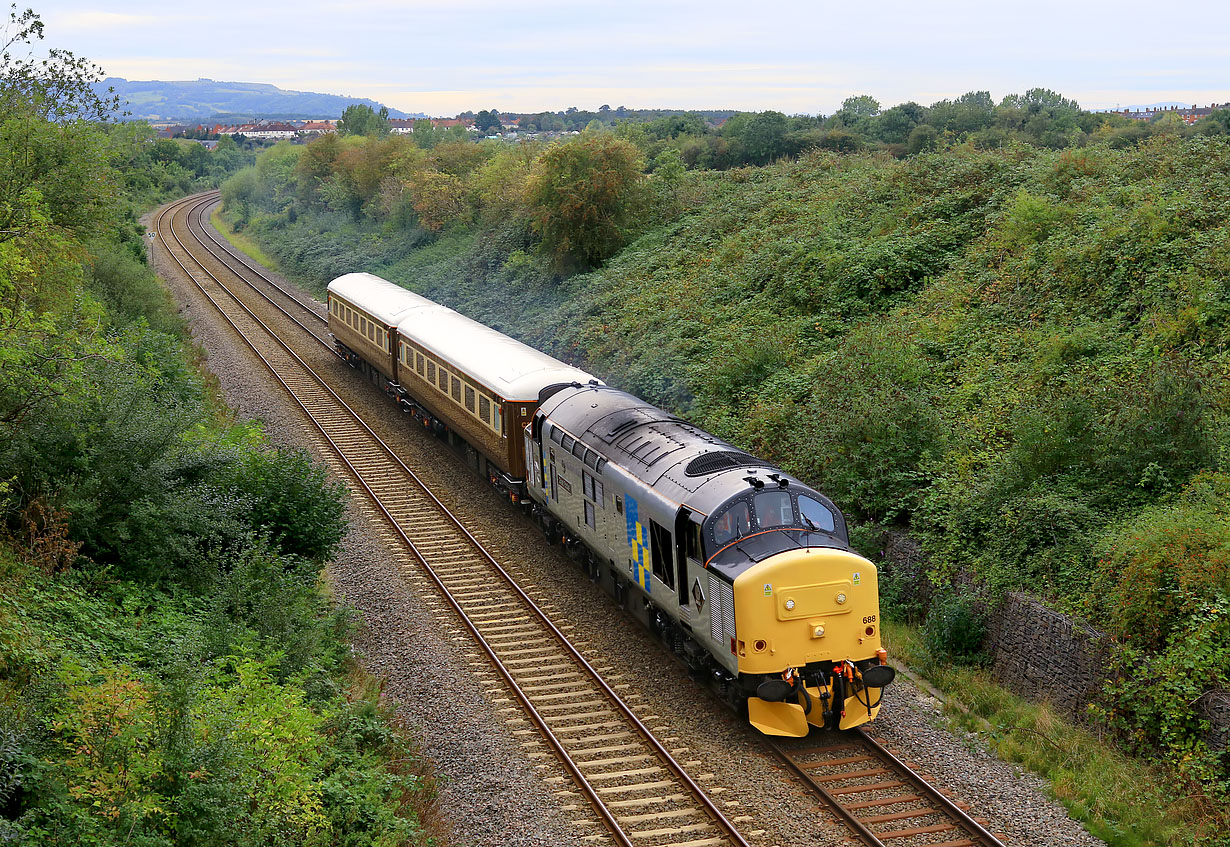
[984, 592, 1113, 722]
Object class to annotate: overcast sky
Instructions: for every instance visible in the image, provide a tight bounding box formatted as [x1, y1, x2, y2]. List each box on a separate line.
[42, 0, 1230, 116]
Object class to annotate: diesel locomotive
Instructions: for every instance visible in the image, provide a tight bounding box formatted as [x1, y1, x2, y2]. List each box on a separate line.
[327, 272, 895, 737]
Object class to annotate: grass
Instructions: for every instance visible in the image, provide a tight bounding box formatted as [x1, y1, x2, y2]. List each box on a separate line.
[211, 208, 281, 270]
[882, 620, 1206, 846]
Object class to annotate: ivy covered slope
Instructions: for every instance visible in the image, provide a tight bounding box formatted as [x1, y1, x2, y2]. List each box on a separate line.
[0, 10, 434, 845]
[222, 122, 1229, 820]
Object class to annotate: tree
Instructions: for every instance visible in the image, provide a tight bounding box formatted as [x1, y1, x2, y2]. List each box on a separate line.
[1, 4, 119, 122]
[524, 134, 645, 273]
[473, 109, 502, 134]
[336, 103, 389, 137]
[873, 102, 925, 145]
[840, 94, 881, 119]
[739, 110, 789, 165]
[927, 91, 994, 136]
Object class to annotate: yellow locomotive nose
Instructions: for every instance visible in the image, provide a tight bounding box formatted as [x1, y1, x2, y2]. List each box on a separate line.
[733, 547, 881, 674]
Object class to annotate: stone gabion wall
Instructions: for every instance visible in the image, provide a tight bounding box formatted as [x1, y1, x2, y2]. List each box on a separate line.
[985, 596, 1230, 747]
[1198, 691, 1230, 751]
[984, 592, 1113, 722]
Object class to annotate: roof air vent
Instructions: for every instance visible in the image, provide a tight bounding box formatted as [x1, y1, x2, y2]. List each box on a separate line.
[684, 451, 759, 477]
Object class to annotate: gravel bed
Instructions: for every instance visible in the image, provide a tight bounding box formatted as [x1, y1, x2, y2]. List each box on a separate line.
[147, 201, 1108, 847]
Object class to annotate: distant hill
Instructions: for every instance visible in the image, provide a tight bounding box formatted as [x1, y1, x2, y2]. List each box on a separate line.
[97, 77, 424, 122]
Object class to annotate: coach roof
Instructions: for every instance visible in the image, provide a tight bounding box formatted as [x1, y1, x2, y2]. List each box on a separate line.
[329, 273, 599, 402]
[328, 272, 442, 325]
[397, 306, 599, 401]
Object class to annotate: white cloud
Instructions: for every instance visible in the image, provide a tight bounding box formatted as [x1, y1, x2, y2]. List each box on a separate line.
[49, 11, 174, 30]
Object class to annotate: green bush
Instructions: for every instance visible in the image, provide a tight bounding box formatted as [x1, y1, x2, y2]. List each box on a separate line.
[221, 447, 348, 563]
[922, 591, 989, 665]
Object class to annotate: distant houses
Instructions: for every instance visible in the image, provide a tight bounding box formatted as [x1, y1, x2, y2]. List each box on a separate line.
[1110, 103, 1227, 124]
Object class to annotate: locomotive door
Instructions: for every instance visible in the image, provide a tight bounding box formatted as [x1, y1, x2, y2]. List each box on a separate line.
[527, 413, 547, 493]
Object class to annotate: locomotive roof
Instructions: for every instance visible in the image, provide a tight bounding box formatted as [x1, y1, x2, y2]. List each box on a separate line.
[328, 272, 442, 325]
[328, 273, 599, 402]
[540, 384, 817, 515]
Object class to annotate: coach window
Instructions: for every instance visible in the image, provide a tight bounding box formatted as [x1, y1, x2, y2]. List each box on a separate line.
[438, 366, 448, 392]
[451, 376, 461, 402]
[426, 361, 436, 383]
[479, 395, 491, 424]
[494, 405, 503, 436]
[465, 385, 475, 413]
[798, 495, 835, 532]
[416, 352, 425, 374]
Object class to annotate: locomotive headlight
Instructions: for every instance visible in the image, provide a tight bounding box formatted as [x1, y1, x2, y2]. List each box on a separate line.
[784, 598, 795, 610]
[836, 592, 847, 604]
[812, 624, 825, 638]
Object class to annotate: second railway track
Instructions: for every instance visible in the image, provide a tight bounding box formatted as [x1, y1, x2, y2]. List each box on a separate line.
[156, 193, 753, 847]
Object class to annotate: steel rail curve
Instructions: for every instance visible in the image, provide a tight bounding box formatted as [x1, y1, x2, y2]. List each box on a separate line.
[154, 193, 752, 847]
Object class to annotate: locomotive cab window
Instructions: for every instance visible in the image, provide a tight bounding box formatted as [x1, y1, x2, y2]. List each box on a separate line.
[711, 501, 751, 546]
[754, 489, 793, 528]
[798, 495, 835, 532]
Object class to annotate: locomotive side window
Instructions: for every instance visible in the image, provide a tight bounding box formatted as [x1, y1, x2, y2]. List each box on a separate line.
[712, 502, 751, 546]
[650, 521, 674, 589]
[754, 490, 793, 528]
[798, 495, 835, 532]
[685, 521, 703, 562]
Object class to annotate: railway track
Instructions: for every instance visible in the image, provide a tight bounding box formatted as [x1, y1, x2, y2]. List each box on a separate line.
[155, 193, 753, 847]
[768, 730, 1007, 847]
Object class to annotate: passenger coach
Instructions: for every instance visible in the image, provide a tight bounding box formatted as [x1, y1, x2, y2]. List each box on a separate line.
[327, 273, 598, 496]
